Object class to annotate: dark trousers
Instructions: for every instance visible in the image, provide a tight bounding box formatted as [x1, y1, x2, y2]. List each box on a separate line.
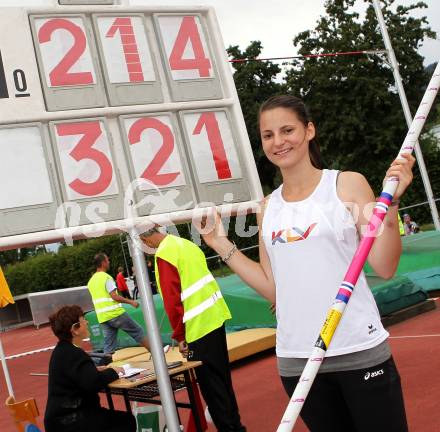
[120, 290, 131, 299]
[188, 325, 246, 432]
[45, 408, 136, 432]
[281, 357, 408, 432]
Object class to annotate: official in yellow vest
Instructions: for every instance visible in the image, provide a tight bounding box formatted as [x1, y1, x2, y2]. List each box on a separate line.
[140, 228, 246, 432]
[87, 253, 150, 354]
[398, 212, 405, 236]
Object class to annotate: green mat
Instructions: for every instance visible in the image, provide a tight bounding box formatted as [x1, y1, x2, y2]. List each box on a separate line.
[365, 231, 440, 275]
[86, 272, 428, 351]
[369, 275, 427, 316]
[85, 274, 276, 351]
[404, 267, 440, 293]
[365, 230, 440, 293]
[86, 232, 439, 351]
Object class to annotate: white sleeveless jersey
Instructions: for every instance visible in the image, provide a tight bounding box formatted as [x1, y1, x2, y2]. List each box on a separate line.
[262, 169, 388, 358]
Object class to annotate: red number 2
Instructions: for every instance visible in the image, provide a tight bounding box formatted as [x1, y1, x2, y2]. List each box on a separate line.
[38, 18, 93, 86]
[106, 17, 144, 82]
[169, 16, 211, 78]
[193, 112, 232, 180]
[128, 118, 180, 186]
[56, 122, 113, 196]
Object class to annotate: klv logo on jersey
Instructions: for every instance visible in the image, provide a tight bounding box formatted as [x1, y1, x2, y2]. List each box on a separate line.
[272, 223, 318, 245]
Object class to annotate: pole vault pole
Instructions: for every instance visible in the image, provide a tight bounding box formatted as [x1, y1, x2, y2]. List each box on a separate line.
[373, 0, 440, 231]
[276, 61, 440, 432]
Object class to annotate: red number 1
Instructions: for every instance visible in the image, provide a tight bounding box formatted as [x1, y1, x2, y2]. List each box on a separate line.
[193, 112, 232, 180]
[169, 16, 211, 78]
[106, 17, 144, 82]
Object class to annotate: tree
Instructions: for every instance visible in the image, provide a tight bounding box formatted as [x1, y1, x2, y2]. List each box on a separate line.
[284, 0, 437, 222]
[227, 41, 285, 191]
[426, 62, 440, 128]
[0, 246, 47, 267]
[4, 235, 131, 295]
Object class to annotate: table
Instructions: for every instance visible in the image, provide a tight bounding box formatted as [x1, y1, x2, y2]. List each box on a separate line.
[103, 360, 204, 432]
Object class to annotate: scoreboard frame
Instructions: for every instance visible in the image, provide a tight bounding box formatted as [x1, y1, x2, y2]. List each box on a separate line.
[0, 4, 263, 251]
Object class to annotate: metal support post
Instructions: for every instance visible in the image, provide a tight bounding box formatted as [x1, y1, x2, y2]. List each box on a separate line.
[373, 0, 440, 230]
[128, 229, 181, 432]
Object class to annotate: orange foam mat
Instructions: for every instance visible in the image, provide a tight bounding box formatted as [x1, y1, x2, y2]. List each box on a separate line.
[112, 328, 276, 365]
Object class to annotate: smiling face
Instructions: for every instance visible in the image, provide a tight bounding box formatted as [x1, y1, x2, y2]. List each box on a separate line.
[259, 107, 315, 170]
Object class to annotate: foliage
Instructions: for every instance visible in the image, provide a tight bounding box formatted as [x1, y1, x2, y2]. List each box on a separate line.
[227, 41, 285, 191]
[281, 0, 438, 222]
[0, 246, 47, 267]
[426, 62, 440, 128]
[4, 0, 439, 294]
[5, 235, 131, 296]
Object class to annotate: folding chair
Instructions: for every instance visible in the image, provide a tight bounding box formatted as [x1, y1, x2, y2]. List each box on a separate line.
[5, 396, 42, 432]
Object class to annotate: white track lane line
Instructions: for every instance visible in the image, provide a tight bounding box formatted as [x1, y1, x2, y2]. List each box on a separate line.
[389, 334, 440, 339]
[5, 338, 90, 360]
[5, 345, 55, 360]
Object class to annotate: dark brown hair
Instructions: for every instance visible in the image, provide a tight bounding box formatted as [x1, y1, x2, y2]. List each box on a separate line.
[94, 253, 108, 269]
[259, 95, 323, 169]
[49, 305, 84, 342]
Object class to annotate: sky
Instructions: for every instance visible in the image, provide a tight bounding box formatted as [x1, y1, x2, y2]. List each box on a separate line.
[5, 0, 439, 66]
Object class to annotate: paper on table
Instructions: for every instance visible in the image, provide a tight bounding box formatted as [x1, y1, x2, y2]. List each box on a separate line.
[118, 364, 146, 378]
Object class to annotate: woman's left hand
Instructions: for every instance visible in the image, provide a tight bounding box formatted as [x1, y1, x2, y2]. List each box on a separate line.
[383, 153, 415, 200]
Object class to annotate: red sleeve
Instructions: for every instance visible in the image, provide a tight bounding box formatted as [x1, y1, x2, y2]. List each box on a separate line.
[116, 273, 128, 292]
[156, 257, 185, 342]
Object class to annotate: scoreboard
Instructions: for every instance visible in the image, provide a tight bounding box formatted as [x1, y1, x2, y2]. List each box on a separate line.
[0, 1, 263, 249]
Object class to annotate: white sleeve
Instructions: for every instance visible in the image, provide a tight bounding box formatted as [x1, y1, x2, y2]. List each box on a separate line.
[106, 279, 117, 294]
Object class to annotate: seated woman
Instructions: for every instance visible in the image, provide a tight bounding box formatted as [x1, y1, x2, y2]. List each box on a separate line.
[44, 305, 136, 432]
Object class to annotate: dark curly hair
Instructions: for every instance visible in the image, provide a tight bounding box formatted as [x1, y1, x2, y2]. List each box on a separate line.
[49, 305, 84, 342]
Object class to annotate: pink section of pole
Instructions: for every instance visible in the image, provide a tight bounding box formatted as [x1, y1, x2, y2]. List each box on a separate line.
[277, 62, 440, 432]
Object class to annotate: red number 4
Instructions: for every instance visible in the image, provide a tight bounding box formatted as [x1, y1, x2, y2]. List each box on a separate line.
[169, 16, 211, 78]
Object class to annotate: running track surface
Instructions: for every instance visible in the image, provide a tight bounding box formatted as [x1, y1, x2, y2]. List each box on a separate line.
[1, 299, 439, 431]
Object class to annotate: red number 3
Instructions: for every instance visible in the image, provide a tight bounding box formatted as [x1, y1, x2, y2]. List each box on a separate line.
[56, 122, 113, 196]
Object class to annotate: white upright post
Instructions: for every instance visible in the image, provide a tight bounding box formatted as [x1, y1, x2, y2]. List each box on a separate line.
[372, 0, 440, 230]
[128, 229, 181, 432]
[0, 337, 14, 398]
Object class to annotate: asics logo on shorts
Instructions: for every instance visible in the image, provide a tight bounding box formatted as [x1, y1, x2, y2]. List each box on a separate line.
[364, 369, 384, 380]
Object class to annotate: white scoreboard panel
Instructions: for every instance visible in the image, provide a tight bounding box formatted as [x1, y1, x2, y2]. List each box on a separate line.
[154, 14, 222, 102]
[92, 13, 164, 106]
[30, 14, 107, 111]
[0, 2, 263, 249]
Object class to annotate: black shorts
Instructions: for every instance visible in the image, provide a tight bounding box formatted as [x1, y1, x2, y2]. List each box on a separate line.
[280, 356, 408, 432]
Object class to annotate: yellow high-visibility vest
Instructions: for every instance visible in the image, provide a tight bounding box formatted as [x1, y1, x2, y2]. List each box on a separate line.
[398, 213, 405, 236]
[155, 235, 231, 343]
[87, 272, 125, 323]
